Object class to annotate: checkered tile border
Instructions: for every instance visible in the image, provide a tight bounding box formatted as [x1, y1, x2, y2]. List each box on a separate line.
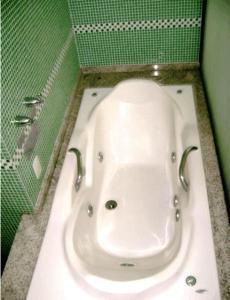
[1, 30, 74, 170]
[74, 18, 201, 34]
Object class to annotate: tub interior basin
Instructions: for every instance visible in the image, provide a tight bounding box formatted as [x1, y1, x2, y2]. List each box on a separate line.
[97, 165, 176, 258]
[66, 79, 182, 280]
[72, 164, 181, 278]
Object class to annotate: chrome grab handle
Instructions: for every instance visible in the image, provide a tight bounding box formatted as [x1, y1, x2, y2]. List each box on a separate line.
[11, 115, 34, 126]
[68, 148, 83, 192]
[22, 96, 43, 106]
[179, 146, 198, 192]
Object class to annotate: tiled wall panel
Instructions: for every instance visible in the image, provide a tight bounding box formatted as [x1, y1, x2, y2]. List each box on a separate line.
[68, 0, 203, 66]
[1, 0, 80, 260]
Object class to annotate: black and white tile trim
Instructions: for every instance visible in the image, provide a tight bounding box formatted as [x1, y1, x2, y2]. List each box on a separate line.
[1, 30, 74, 170]
[74, 18, 201, 34]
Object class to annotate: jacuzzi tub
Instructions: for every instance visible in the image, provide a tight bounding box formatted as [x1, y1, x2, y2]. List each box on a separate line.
[27, 80, 220, 299]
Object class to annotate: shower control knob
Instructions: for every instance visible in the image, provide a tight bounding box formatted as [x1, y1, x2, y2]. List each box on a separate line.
[22, 96, 43, 106]
[11, 115, 34, 126]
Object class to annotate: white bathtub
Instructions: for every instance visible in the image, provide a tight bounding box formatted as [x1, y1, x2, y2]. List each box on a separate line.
[28, 80, 220, 299]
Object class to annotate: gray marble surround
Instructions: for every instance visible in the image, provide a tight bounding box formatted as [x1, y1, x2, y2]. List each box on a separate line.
[1, 66, 230, 300]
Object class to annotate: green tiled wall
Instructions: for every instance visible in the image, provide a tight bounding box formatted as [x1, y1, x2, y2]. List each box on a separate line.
[202, 0, 230, 208]
[68, 0, 203, 66]
[1, 0, 80, 262]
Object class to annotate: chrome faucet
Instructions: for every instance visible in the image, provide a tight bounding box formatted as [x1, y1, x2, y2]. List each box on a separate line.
[179, 146, 198, 192]
[11, 95, 43, 126]
[68, 148, 83, 192]
[22, 96, 43, 106]
[11, 115, 34, 126]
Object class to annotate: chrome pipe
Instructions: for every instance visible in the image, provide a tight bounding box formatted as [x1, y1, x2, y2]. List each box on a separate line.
[68, 148, 83, 192]
[179, 146, 198, 192]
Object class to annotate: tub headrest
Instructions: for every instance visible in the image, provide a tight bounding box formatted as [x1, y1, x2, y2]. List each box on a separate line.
[108, 79, 171, 104]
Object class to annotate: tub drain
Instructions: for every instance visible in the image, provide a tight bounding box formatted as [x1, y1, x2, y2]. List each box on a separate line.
[186, 276, 197, 286]
[105, 200, 117, 210]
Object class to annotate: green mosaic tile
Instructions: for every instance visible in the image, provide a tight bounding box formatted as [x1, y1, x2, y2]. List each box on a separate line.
[1, 0, 74, 157]
[17, 40, 79, 207]
[68, 0, 202, 25]
[17, 41, 79, 207]
[75, 28, 201, 66]
[1, 0, 80, 261]
[68, 0, 203, 66]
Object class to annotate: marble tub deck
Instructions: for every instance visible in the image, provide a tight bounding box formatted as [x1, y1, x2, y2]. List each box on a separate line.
[1, 67, 230, 300]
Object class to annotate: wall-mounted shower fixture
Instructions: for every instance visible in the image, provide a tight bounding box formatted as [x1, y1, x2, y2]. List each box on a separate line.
[22, 95, 43, 106]
[11, 115, 34, 126]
